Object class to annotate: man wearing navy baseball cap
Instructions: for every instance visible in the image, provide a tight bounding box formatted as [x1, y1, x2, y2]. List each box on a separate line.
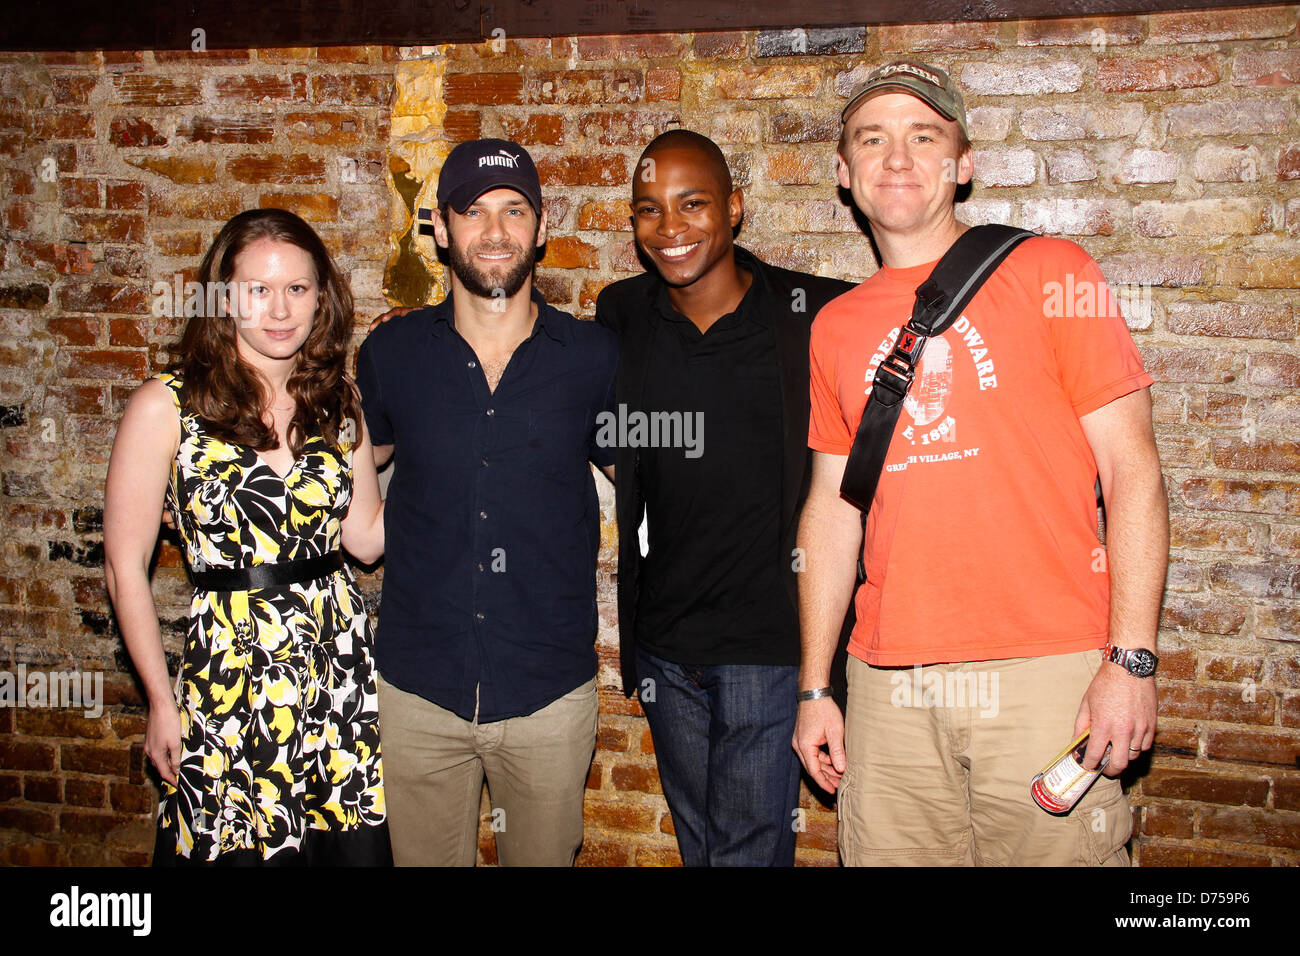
[357, 138, 618, 865]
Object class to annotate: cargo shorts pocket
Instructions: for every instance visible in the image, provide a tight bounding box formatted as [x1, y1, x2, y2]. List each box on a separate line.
[1078, 778, 1132, 866]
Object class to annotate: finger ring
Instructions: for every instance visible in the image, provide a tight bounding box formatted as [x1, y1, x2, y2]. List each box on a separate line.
[1128, 746, 1141, 752]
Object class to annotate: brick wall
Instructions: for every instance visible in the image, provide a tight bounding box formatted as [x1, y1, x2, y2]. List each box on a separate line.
[2, 4, 1298, 866]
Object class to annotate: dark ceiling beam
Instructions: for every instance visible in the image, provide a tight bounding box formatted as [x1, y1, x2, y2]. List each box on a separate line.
[1, 0, 1287, 52]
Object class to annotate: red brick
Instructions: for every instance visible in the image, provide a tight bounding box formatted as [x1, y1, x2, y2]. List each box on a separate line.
[536, 154, 627, 187]
[1158, 595, 1247, 635]
[1144, 768, 1270, 806]
[530, 71, 641, 106]
[212, 74, 307, 103]
[147, 189, 243, 221]
[310, 74, 393, 106]
[180, 114, 275, 144]
[772, 112, 838, 144]
[64, 777, 106, 808]
[0, 773, 18, 802]
[715, 65, 821, 99]
[1227, 48, 1300, 87]
[1206, 728, 1299, 767]
[1166, 100, 1293, 138]
[151, 231, 202, 256]
[634, 844, 682, 867]
[109, 75, 201, 107]
[575, 110, 677, 147]
[608, 240, 645, 274]
[1017, 16, 1144, 46]
[1156, 434, 1210, 469]
[0, 806, 56, 835]
[0, 740, 55, 771]
[51, 74, 98, 106]
[227, 154, 326, 185]
[257, 193, 338, 222]
[1275, 776, 1300, 810]
[59, 177, 99, 209]
[574, 838, 632, 867]
[1279, 145, 1300, 181]
[315, 46, 378, 64]
[577, 201, 631, 233]
[1249, 353, 1300, 388]
[1256, 606, 1300, 644]
[1047, 149, 1099, 184]
[1181, 478, 1300, 517]
[532, 274, 572, 305]
[15, 709, 106, 738]
[1142, 803, 1194, 838]
[1140, 346, 1240, 385]
[596, 725, 628, 752]
[12, 241, 94, 275]
[109, 781, 154, 814]
[1097, 55, 1220, 93]
[1213, 439, 1300, 473]
[109, 318, 151, 347]
[878, 22, 999, 52]
[963, 61, 1082, 96]
[47, 316, 100, 346]
[23, 774, 61, 802]
[1201, 806, 1300, 849]
[585, 760, 604, 790]
[443, 109, 481, 142]
[1166, 302, 1295, 340]
[1204, 654, 1263, 683]
[693, 32, 748, 59]
[124, 156, 217, 185]
[500, 113, 566, 147]
[577, 34, 682, 60]
[1148, 7, 1296, 43]
[445, 72, 523, 106]
[1158, 645, 1197, 681]
[611, 763, 661, 794]
[1138, 843, 1270, 867]
[1193, 144, 1262, 183]
[1160, 682, 1275, 724]
[104, 180, 146, 211]
[972, 148, 1037, 187]
[285, 111, 364, 146]
[1220, 255, 1300, 290]
[61, 282, 148, 315]
[765, 149, 823, 186]
[61, 349, 148, 382]
[33, 110, 96, 140]
[647, 69, 686, 104]
[1136, 199, 1270, 239]
[1022, 199, 1123, 236]
[584, 800, 657, 832]
[108, 116, 167, 148]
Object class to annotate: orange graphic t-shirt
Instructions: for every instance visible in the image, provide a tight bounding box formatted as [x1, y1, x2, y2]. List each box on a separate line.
[809, 236, 1153, 666]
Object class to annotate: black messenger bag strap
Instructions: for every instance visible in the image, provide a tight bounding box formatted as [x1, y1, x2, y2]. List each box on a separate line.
[839, 224, 1036, 514]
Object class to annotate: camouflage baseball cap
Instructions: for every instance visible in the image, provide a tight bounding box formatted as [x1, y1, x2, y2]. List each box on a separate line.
[841, 60, 968, 141]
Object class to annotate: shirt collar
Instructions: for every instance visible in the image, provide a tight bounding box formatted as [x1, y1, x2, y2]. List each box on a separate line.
[650, 246, 769, 328]
[428, 286, 565, 345]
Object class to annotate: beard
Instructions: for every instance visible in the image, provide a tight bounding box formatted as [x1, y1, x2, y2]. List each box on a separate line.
[446, 227, 539, 301]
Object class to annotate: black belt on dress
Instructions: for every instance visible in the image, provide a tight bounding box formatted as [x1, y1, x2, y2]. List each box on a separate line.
[189, 552, 345, 592]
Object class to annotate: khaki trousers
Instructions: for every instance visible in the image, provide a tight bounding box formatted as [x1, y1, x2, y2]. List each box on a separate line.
[839, 650, 1132, 866]
[376, 673, 597, 866]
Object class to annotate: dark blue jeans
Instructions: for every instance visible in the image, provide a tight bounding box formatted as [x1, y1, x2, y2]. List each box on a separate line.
[635, 646, 801, 866]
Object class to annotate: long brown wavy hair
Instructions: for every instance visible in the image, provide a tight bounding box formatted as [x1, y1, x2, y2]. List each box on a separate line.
[169, 208, 360, 458]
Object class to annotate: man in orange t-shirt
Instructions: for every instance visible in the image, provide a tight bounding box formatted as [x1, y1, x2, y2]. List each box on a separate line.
[793, 61, 1169, 865]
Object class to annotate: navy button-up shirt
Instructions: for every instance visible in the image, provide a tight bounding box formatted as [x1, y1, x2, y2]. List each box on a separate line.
[356, 290, 617, 721]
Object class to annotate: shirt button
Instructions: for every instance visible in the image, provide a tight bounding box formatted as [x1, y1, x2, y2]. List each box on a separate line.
[481, 458, 489, 467]
[476, 612, 485, 621]
[485, 408, 495, 417]
[468, 360, 477, 369]
[479, 511, 487, 520]
[477, 563, 484, 572]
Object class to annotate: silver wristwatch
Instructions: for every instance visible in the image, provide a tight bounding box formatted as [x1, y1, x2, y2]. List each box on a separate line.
[1103, 642, 1158, 678]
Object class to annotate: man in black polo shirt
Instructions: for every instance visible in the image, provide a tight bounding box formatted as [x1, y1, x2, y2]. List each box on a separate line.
[356, 139, 617, 866]
[595, 130, 852, 865]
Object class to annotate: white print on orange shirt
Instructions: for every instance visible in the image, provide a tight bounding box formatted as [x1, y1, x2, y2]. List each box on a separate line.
[864, 315, 999, 461]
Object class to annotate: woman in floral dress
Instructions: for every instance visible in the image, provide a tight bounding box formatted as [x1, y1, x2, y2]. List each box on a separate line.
[105, 209, 390, 865]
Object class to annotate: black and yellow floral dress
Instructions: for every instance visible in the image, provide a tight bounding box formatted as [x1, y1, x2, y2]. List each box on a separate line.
[154, 373, 390, 866]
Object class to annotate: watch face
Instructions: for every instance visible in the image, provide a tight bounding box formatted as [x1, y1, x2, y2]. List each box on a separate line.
[1128, 648, 1158, 678]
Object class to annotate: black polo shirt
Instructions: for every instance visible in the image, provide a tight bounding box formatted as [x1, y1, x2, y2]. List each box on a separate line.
[634, 263, 799, 665]
[356, 290, 617, 722]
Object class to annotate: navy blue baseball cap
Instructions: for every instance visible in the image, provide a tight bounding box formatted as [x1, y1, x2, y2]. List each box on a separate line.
[436, 138, 543, 215]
